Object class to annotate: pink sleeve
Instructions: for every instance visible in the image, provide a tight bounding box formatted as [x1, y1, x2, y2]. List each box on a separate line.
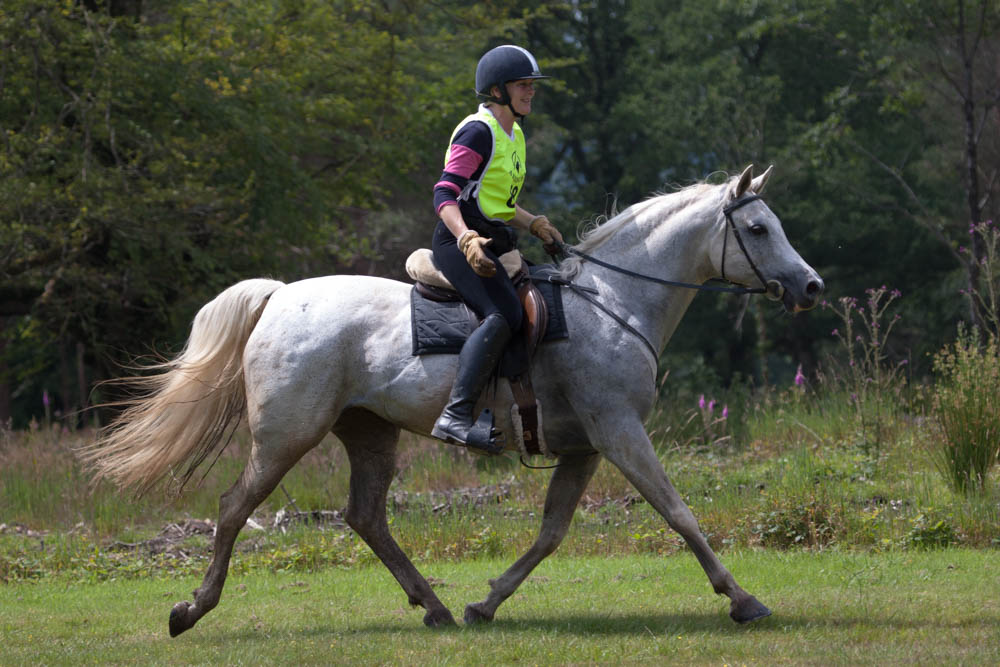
[443, 144, 484, 179]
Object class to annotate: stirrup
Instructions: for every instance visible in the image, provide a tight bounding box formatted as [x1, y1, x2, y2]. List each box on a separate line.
[432, 409, 505, 455]
[464, 409, 505, 455]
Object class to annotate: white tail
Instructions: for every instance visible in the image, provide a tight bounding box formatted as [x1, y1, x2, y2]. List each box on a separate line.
[78, 278, 284, 494]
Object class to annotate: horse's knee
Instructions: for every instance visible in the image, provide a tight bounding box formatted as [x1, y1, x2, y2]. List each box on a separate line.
[345, 505, 383, 538]
[532, 525, 570, 559]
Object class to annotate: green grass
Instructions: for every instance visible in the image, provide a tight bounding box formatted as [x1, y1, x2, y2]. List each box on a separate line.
[2, 550, 999, 665]
[3, 388, 1000, 663]
[3, 395, 1000, 586]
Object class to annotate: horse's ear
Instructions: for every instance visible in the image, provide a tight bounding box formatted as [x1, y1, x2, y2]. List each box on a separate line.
[750, 165, 773, 194]
[734, 164, 754, 199]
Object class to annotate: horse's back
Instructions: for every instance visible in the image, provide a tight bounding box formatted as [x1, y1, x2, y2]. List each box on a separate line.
[242, 274, 432, 431]
[250, 273, 411, 360]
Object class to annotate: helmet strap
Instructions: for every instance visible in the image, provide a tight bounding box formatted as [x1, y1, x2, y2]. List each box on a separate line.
[484, 83, 525, 120]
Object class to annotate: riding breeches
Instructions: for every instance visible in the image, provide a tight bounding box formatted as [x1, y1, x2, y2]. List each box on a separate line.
[431, 220, 523, 333]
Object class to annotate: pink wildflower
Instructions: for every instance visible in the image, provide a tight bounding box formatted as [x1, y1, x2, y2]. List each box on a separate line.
[794, 364, 806, 387]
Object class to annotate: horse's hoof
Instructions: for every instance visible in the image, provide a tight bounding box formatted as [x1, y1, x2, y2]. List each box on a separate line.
[169, 601, 195, 637]
[463, 602, 494, 625]
[423, 607, 456, 627]
[730, 595, 772, 624]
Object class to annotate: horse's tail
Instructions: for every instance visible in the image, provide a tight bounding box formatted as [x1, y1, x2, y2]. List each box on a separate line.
[79, 278, 285, 495]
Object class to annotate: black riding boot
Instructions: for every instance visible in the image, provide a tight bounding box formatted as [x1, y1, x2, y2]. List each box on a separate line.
[431, 313, 512, 454]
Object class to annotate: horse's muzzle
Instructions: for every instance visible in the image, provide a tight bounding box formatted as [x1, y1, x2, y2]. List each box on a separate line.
[779, 275, 824, 313]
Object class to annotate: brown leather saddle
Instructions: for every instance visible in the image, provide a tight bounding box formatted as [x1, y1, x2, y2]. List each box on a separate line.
[407, 249, 549, 456]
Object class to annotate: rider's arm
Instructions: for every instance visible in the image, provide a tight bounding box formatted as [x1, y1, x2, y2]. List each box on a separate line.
[509, 204, 542, 231]
[439, 203, 472, 243]
[433, 122, 491, 239]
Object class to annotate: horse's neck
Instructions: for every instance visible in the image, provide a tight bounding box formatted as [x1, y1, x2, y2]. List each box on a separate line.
[583, 196, 721, 355]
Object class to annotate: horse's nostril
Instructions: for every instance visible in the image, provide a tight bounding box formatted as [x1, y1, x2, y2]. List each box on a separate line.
[806, 279, 823, 296]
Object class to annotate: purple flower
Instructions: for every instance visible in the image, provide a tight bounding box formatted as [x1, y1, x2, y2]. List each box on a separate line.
[698, 394, 706, 410]
[794, 364, 806, 387]
[831, 328, 839, 336]
[42, 390, 50, 408]
[708, 399, 716, 413]
[722, 405, 729, 419]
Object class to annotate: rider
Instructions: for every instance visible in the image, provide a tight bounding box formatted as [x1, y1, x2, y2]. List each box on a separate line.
[430, 44, 563, 452]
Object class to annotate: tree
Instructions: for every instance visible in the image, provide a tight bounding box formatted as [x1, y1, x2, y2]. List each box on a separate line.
[0, 0, 522, 426]
[820, 0, 1000, 333]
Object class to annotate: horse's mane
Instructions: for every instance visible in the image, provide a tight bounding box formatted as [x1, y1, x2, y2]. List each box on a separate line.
[558, 180, 723, 281]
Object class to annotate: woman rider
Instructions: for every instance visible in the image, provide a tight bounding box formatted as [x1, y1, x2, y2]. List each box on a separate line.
[430, 45, 562, 452]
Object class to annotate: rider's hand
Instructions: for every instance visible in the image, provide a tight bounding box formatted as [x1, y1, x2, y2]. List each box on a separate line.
[529, 215, 563, 245]
[458, 230, 497, 277]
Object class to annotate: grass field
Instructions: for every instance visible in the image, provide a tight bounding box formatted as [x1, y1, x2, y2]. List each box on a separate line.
[3, 384, 1000, 664]
[3, 550, 999, 665]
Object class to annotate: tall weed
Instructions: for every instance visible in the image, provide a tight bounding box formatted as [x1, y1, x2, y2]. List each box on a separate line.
[821, 286, 908, 453]
[931, 326, 1000, 494]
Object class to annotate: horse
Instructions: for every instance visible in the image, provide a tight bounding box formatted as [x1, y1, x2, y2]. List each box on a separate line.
[79, 164, 824, 636]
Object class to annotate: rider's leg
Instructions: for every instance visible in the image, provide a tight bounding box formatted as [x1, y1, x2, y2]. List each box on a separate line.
[430, 221, 522, 453]
[431, 312, 511, 451]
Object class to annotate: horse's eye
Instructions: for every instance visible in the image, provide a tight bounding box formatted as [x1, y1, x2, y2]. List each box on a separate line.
[749, 223, 767, 236]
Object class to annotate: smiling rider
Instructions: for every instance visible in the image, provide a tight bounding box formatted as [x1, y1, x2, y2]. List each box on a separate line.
[429, 45, 562, 452]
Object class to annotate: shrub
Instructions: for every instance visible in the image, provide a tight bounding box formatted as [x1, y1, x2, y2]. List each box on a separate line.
[931, 326, 1000, 494]
[906, 511, 957, 549]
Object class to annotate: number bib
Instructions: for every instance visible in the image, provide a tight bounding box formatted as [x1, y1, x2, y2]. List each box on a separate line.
[445, 105, 526, 223]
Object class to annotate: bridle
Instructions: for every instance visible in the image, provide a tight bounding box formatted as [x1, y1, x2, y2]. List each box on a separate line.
[546, 193, 772, 363]
[719, 194, 770, 292]
[555, 193, 769, 296]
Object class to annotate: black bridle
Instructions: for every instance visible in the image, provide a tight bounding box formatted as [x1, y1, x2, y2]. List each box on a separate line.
[555, 193, 769, 296]
[544, 193, 772, 363]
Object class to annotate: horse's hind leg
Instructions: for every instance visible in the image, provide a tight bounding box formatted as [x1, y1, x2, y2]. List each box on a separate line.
[168, 435, 318, 637]
[336, 408, 456, 627]
[465, 452, 601, 624]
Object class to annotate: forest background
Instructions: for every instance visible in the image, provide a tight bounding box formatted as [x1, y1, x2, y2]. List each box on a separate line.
[1, 0, 998, 429]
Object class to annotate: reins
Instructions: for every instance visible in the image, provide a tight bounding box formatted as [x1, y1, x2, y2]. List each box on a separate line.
[553, 193, 768, 296]
[520, 193, 772, 470]
[538, 192, 771, 368]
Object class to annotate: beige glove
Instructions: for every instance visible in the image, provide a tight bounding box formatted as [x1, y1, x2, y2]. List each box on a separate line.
[529, 215, 563, 245]
[458, 230, 497, 277]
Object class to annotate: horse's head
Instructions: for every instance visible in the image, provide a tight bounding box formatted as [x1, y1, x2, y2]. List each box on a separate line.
[714, 165, 824, 313]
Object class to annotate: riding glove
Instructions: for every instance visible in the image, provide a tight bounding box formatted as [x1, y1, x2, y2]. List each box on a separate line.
[458, 230, 497, 277]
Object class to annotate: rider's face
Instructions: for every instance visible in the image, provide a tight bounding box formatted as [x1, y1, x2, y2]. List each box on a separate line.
[504, 79, 536, 116]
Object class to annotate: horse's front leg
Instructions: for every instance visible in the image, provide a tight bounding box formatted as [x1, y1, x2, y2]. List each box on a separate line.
[599, 421, 771, 624]
[465, 452, 601, 624]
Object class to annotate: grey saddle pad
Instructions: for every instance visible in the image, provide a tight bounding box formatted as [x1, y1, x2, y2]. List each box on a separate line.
[410, 266, 569, 356]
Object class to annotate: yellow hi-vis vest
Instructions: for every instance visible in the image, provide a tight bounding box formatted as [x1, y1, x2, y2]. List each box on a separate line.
[445, 105, 526, 223]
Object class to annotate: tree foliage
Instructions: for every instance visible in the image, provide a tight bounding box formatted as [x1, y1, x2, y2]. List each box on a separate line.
[2, 0, 997, 425]
[0, 0, 517, 423]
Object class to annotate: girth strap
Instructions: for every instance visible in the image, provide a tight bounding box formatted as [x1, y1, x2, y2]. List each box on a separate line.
[509, 373, 542, 456]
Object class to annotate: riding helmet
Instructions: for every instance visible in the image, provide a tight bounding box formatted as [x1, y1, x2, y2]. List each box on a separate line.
[475, 45, 550, 105]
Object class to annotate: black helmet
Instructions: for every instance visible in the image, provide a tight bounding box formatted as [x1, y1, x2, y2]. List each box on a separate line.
[475, 45, 549, 113]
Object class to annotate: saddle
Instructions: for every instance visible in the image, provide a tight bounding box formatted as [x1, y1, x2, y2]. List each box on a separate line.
[405, 248, 551, 457]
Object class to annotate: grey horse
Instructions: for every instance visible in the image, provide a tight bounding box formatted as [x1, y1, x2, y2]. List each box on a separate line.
[80, 165, 823, 636]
